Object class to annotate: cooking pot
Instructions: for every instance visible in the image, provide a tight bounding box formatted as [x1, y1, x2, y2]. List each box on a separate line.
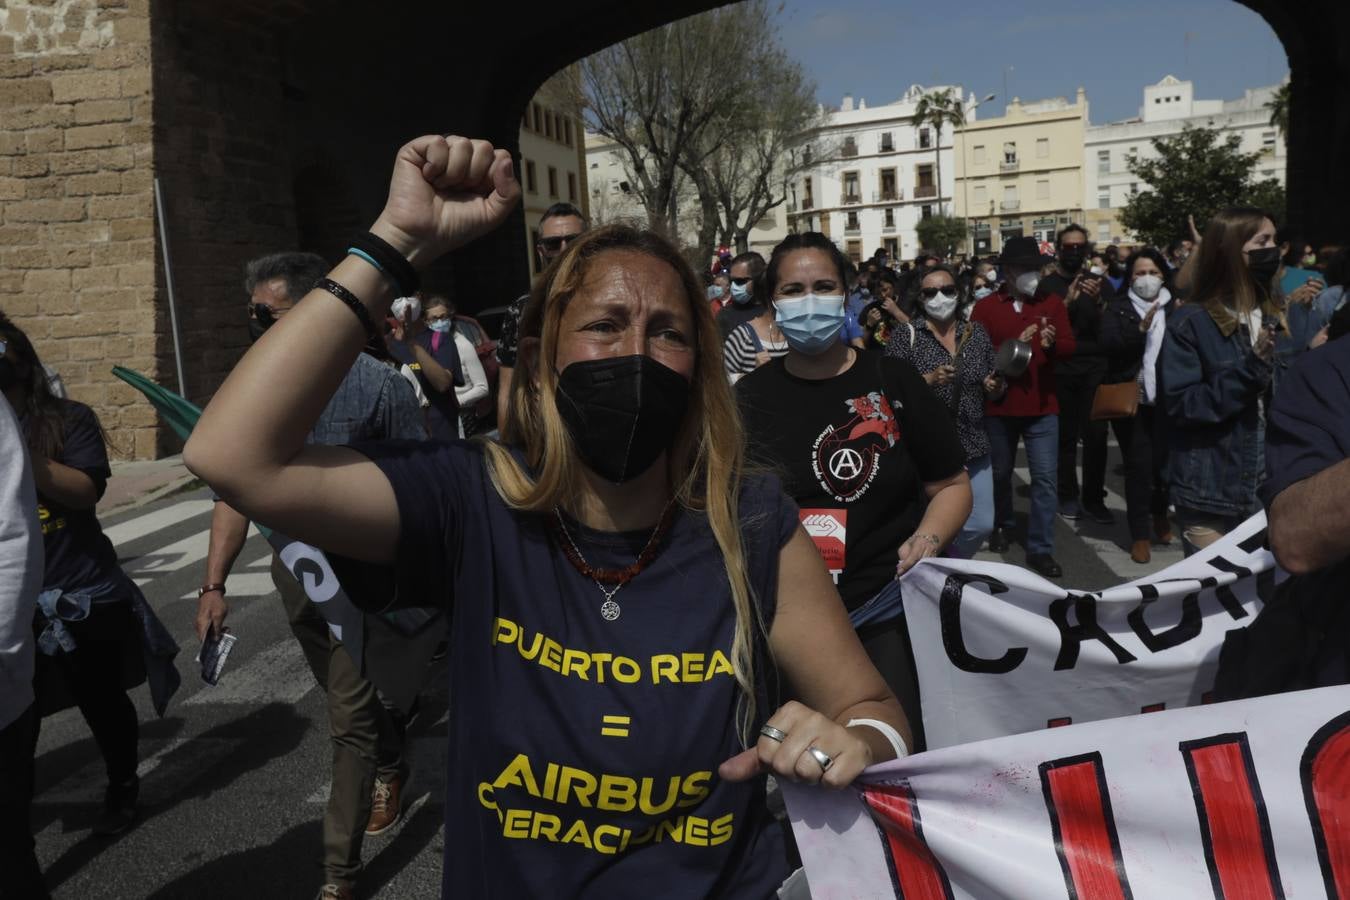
[994, 339, 1033, 378]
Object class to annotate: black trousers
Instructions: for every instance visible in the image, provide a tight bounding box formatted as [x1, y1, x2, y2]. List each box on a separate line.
[1083, 403, 1170, 541]
[1056, 371, 1102, 502]
[0, 704, 48, 900]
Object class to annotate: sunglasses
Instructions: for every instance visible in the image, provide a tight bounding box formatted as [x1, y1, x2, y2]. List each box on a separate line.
[919, 285, 957, 299]
[539, 234, 582, 253]
[730, 276, 753, 286]
[248, 303, 284, 327]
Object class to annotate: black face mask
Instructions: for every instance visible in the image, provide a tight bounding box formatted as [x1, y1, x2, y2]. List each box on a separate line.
[247, 317, 270, 344]
[554, 355, 691, 484]
[1247, 246, 1281, 288]
[0, 357, 18, 392]
[1059, 245, 1086, 272]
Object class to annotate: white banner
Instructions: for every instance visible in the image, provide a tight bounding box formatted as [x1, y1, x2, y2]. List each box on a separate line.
[783, 685, 1350, 899]
[902, 512, 1281, 749]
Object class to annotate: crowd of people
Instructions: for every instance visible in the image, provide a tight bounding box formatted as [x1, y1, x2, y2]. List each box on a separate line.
[2, 131, 1349, 900]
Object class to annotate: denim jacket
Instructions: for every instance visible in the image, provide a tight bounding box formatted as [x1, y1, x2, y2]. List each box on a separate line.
[1161, 298, 1299, 515]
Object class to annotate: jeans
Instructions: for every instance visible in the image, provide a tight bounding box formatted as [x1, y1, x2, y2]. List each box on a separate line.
[1056, 372, 1101, 502]
[988, 415, 1059, 556]
[272, 557, 404, 889]
[950, 454, 994, 558]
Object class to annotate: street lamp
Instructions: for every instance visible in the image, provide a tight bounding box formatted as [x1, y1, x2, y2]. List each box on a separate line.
[959, 92, 997, 256]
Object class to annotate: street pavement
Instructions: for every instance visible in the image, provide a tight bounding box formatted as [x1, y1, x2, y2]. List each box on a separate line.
[32, 443, 1173, 898]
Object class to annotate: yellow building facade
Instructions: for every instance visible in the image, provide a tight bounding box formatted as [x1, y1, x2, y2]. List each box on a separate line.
[954, 89, 1088, 255]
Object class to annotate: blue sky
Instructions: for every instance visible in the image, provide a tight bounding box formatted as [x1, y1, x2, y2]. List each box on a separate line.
[775, 0, 1288, 125]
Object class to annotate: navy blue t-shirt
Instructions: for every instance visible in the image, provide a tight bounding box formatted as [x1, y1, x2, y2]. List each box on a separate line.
[1260, 333, 1350, 507]
[35, 401, 118, 592]
[345, 440, 796, 899]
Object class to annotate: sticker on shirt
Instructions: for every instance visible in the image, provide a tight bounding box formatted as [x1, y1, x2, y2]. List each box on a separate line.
[800, 510, 846, 583]
[809, 391, 902, 503]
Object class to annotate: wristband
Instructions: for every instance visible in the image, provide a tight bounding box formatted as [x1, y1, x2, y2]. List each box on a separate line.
[316, 277, 379, 342]
[846, 717, 910, 760]
[198, 583, 227, 598]
[348, 230, 419, 297]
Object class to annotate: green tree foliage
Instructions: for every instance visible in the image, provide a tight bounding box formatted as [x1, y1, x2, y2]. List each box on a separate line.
[1120, 126, 1287, 248]
[915, 214, 967, 256]
[1266, 82, 1290, 136]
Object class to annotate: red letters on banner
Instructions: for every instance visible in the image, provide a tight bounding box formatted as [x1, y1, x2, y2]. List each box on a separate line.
[1302, 712, 1350, 898]
[1180, 735, 1283, 900]
[860, 781, 954, 900]
[1038, 754, 1133, 900]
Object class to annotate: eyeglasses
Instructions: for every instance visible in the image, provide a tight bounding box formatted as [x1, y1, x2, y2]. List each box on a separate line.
[539, 234, 582, 253]
[730, 276, 753, 286]
[919, 285, 957, 299]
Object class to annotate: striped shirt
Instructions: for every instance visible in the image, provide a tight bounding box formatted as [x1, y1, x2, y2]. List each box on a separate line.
[723, 321, 790, 382]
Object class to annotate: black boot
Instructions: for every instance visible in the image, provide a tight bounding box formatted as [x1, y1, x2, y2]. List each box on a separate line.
[92, 775, 138, 836]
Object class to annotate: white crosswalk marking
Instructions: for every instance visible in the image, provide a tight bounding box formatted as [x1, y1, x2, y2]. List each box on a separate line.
[178, 572, 278, 601]
[104, 498, 215, 548]
[185, 638, 315, 706]
[125, 523, 260, 586]
[246, 552, 273, 569]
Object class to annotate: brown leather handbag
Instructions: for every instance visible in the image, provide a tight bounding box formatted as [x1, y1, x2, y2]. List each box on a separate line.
[1090, 380, 1139, 420]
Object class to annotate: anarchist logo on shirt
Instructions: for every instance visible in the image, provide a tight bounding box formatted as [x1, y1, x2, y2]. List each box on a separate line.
[809, 391, 903, 503]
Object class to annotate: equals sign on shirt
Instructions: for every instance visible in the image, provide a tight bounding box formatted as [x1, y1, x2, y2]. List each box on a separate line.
[601, 715, 631, 738]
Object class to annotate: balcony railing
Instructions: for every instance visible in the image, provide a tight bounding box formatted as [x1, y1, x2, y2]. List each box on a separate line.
[845, 223, 861, 234]
[873, 188, 901, 202]
[913, 184, 937, 199]
[882, 221, 896, 232]
[880, 141, 895, 153]
[1000, 159, 1019, 172]
[1000, 199, 1021, 211]
[842, 193, 861, 205]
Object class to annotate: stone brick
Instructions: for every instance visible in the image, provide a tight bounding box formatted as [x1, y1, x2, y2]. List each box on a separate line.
[120, 68, 150, 98]
[66, 172, 123, 195]
[72, 268, 106, 291]
[91, 239, 152, 265]
[24, 129, 63, 153]
[0, 134, 24, 156]
[65, 123, 126, 151]
[50, 244, 93, 267]
[37, 54, 94, 72]
[24, 180, 63, 200]
[0, 246, 48, 268]
[88, 195, 146, 219]
[48, 221, 110, 243]
[119, 169, 151, 193]
[11, 156, 51, 178]
[0, 178, 24, 201]
[113, 16, 151, 44]
[5, 199, 86, 223]
[51, 72, 122, 103]
[0, 79, 52, 108]
[116, 262, 155, 286]
[23, 269, 72, 292]
[33, 294, 79, 318]
[73, 99, 133, 125]
[0, 271, 23, 293]
[49, 149, 103, 175]
[133, 428, 157, 460]
[0, 59, 35, 78]
[109, 217, 153, 240]
[4, 106, 74, 130]
[99, 146, 135, 170]
[68, 338, 109, 361]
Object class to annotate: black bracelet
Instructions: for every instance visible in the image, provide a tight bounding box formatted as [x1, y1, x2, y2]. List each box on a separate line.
[349, 231, 419, 297]
[317, 277, 379, 341]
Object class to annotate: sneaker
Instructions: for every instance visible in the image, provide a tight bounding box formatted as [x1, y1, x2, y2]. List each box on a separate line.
[1026, 553, 1063, 578]
[365, 768, 407, 836]
[987, 529, 1010, 553]
[1058, 499, 1083, 520]
[1081, 503, 1116, 525]
[316, 885, 355, 900]
[91, 776, 139, 837]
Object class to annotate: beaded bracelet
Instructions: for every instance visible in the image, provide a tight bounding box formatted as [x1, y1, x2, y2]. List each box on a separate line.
[348, 231, 419, 297]
[317, 277, 379, 341]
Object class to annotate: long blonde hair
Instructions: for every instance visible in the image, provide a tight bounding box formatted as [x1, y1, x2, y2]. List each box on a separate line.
[481, 224, 768, 742]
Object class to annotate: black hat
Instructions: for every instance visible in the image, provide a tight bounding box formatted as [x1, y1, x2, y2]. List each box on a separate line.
[998, 236, 1051, 269]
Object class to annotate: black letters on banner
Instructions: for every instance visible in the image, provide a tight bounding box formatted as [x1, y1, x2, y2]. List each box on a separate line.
[1127, 585, 1203, 653]
[1049, 593, 1137, 671]
[939, 572, 1028, 674]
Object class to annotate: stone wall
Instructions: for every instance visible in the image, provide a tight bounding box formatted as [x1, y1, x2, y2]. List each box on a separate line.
[0, 0, 160, 458]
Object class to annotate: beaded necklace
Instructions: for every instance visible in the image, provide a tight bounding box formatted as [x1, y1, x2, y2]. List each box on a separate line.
[549, 501, 677, 621]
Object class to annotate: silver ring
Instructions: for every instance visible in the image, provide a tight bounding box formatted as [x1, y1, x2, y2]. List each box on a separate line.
[759, 724, 787, 743]
[808, 746, 834, 772]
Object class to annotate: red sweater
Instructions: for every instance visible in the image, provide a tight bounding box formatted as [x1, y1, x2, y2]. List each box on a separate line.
[971, 287, 1076, 417]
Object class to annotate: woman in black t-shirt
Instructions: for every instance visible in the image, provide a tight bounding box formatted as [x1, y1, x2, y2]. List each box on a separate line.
[736, 233, 973, 751]
[0, 314, 176, 838]
[184, 135, 912, 899]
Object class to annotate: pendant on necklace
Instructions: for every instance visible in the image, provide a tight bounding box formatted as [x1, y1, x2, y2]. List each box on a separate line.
[600, 599, 621, 621]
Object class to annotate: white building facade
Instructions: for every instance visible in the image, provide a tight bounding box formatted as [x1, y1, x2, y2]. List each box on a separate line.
[1084, 75, 1287, 245]
[787, 85, 966, 263]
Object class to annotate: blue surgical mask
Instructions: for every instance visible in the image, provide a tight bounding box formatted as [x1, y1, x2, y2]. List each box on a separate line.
[707, 284, 725, 300]
[774, 293, 846, 355]
[427, 319, 453, 334]
[973, 286, 994, 300]
[729, 281, 753, 305]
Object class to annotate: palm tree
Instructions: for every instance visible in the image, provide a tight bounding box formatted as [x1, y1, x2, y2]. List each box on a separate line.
[1266, 82, 1290, 137]
[911, 88, 966, 217]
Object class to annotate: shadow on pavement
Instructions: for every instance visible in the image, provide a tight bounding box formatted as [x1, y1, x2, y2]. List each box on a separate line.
[143, 820, 324, 899]
[40, 702, 311, 893]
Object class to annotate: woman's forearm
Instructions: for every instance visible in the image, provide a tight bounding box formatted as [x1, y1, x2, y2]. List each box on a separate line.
[185, 251, 394, 497]
[33, 457, 99, 509]
[918, 477, 973, 546]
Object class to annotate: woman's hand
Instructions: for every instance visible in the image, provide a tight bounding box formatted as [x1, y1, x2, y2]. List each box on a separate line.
[881, 299, 909, 323]
[1287, 280, 1323, 305]
[1040, 323, 1057, 349]
[1311, 326, 1330, 349]
[982, 372, 1005, 397]
[719, 701, 874, 789]
[896, 531, 941, 576]
[1139, 304, 1159, 333]
[195, 590, 229, 643]
[925, 365, 956, 387]
[1018, 323, 1038, 344]
[1253, 327, 1276, 363]
[369, 135, 521, 269]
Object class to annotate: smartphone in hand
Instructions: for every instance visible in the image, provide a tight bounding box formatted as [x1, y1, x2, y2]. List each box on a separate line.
[197, 631, 238, 686]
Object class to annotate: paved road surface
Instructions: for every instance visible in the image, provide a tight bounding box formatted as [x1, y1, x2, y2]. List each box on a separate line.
[32, 446, 1174, 898]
